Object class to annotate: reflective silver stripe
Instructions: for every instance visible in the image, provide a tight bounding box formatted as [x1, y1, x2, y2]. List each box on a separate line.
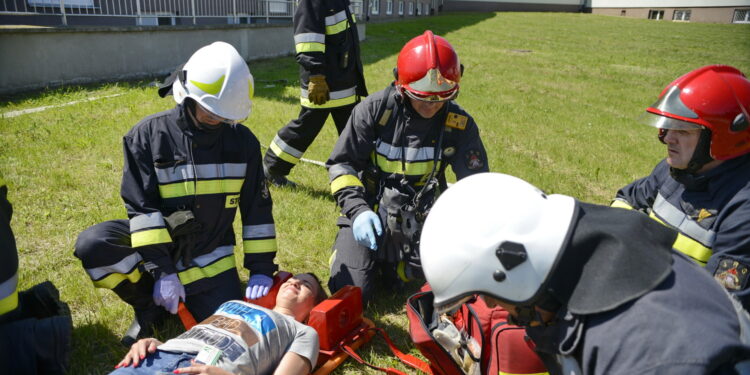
[300, 86, 357, 100]
[652, 193, 716, 246]
[0, 273, 18, 300]
[328, 164, 358, 179]
[376, 141, 435, 162]
[294, 32, 325, 44]
[176, 245, 234, 271]
[325, 10, 347, 26]
[272, 135, 303, 158]
[243, 224, 276, 239]
[85, 253, 143, 281]
[130, 212, 166, 232]
[155, 163, 247, 184]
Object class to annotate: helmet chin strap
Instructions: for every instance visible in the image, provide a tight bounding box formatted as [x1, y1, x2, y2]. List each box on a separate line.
[669, 128, 713, 189]
[508, 305, 551, 327]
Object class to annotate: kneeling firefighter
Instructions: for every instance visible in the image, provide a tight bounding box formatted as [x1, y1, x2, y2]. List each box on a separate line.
[0, 180, 72, 374]
[326, 30, 489, 303]
[73, 42, 278, 346]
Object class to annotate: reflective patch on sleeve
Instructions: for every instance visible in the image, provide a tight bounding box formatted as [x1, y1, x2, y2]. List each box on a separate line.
[445, 112, 467, 130]
[464, 149, 485, 170]
[714, 257, 750, 291]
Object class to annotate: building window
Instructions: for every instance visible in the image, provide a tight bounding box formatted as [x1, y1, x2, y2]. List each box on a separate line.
[387, 0, 393, 15]
[371, 0, 380, 15]
[417, 2, 421, 15]
[733, 9, 750, 23]
[648, 10, 664, 20]
[409, 1, 413, 15]
[620, 10, 626, 16]
[673, 10, 691, 21]
[398, 1, 404, 15]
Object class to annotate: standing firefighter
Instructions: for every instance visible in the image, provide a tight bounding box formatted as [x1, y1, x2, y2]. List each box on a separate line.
[262, 0, 367, 187]
[421, 173, 750, 375]
[74, 42, 279, 346]
[326, 31, 489, 303]
[612, 65, 750, 309]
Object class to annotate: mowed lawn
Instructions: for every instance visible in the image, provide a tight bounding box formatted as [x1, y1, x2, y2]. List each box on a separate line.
[1, 12, 749, 374]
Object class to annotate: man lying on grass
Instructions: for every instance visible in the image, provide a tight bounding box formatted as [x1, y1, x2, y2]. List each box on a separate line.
[110, 273, 327, 375]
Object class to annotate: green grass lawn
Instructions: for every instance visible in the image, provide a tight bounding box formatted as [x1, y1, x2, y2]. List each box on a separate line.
[1, 12, 749, 374]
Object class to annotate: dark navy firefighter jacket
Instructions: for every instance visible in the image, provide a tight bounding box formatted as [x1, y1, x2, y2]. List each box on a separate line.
[121, 104, 278, 291]
[613, 154, 750, 309]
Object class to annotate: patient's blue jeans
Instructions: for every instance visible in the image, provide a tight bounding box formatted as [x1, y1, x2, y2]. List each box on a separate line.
[109, 350, 195, 374]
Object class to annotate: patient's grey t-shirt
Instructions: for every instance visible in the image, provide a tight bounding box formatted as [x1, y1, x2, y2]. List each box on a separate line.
[158, 300, 319, 375]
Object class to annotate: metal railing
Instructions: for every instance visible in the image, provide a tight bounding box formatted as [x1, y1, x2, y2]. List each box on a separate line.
[1, 0, 364, 26]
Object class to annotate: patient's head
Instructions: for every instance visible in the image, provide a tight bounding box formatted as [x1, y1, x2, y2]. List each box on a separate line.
[274, 273, 328, 322]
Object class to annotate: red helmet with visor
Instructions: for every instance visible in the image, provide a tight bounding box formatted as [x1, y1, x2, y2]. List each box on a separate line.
[396, 30, 461, 102]
[643, 65, 750, 160]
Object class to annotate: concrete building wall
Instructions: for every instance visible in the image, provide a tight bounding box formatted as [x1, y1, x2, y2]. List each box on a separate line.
[591, 0, 749, 7]
[442, 0, 584, 12]
[592, 6, 749, 23]
[0, 23, 365, 95]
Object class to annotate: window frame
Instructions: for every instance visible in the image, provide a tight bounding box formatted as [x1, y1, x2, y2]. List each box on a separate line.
[733, 9, 750, 23]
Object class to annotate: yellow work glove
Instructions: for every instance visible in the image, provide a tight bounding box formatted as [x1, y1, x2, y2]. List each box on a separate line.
[308, 75, 330, 105]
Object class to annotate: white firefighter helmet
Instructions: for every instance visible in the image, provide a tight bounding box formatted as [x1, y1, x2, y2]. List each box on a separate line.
[420, 172, 577, 312]
[172, 41, 254, 121]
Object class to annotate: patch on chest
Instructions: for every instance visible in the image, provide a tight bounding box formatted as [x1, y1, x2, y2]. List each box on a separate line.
[445, 112, 467, 130]
[714, 257, 750, 291]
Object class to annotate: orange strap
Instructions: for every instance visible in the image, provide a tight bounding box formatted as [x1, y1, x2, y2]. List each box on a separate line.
[177, 302, 197, 330]
[340, 327, 433, 375]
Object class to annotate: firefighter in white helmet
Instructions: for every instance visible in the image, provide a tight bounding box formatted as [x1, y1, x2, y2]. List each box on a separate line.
[74, 41, 279, 346]
[421, 172, 750, 374]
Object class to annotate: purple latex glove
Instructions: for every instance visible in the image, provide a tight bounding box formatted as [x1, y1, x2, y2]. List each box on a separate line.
[153, 273, 185, 314]
[245, 274, 273, 300]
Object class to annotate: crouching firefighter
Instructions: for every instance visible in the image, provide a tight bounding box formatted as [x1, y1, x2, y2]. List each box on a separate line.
[326, 31, 489, 303]
[1, 180, 72, 374]
[73, 42, 279, 346]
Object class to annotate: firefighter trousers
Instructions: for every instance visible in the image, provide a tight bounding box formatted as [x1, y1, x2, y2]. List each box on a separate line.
[328, 224, 406, 305]
[263, 103, 357, 177]
[73, 220, 242, 321]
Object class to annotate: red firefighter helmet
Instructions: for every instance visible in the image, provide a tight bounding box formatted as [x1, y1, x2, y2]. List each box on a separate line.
[396, 30, 461, 102]
[643, 65, 750, 160]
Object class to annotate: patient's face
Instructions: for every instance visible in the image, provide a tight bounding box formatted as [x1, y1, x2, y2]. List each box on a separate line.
[278, 274, 320, 312]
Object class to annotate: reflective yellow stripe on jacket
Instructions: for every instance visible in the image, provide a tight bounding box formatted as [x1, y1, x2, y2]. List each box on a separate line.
[610, 198, 711, 265]
[0, 273, 19, 315]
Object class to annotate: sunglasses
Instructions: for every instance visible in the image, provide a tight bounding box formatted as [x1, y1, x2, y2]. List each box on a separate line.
[403, 88, 458, 103]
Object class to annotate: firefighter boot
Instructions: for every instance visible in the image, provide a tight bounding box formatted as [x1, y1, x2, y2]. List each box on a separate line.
[18, 281, 71, 319]
[121, 304, 168, 347]
[266, 173, 298, 188]
[113, 275, 167, 347]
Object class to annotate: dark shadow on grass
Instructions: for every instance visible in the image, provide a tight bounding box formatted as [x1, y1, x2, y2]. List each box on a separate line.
[69, 315, 184, 374]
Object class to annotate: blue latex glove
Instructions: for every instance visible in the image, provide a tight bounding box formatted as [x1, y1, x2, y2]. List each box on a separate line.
[153, 273, 185, 314]
[246, 274, 273, 300]
[352, 210, 382, 250]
